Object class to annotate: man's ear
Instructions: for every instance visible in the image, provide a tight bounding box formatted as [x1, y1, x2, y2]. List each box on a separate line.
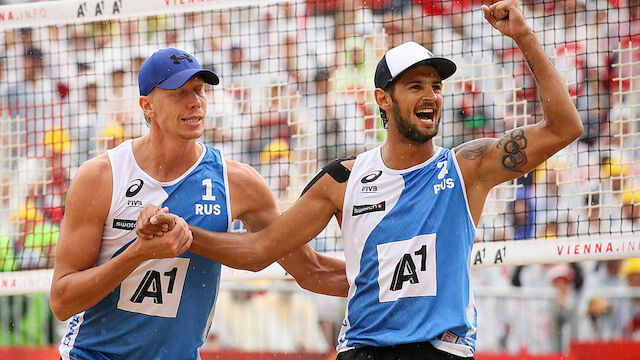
[374, 88, 391, 111]
[139, 95, 153, 117]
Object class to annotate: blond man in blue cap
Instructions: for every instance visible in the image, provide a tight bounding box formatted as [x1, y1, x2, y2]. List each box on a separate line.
[50, 48, 347, 360]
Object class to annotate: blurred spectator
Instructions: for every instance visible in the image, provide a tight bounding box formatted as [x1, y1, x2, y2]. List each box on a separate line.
[225, 45, 252, 87]
[381, 5, 430, 49]
[533, 157, 576, 237]
[581, 260, 626, 340]
[200, 11, 232, 73]
[104, 66, 144, 140]
[0, 231, 16, 272]
[66, 79, 101, 172]
[211, 286, 297, 352]
[576, 73, 609, 145]
[21, 219, 59, 270]
[40, 129, 71, 222]
[621, 258, 640, 338]
[42, 25, 75, 98]
[576, 193, 607, 235]
[250, 80, 299, 164]
[511, 186, 536, 241]
[210, 281, 330, 352]
[546, 263, 579, 351]
[69, 25, 94, 76]
[449, 81, 498, 146]
[305, 68, 365, 164]
[279, 35, 313, 91]
[203, 84, 252, 163]
[332, 37, 376, 111]
[182, 12, 206, 54]
[257, 139, 296, 206]
[4, 47, 60, 158]
[620, 189, 640, 231]
[96, 122, 126, 152]
[266, 280, 330, 352]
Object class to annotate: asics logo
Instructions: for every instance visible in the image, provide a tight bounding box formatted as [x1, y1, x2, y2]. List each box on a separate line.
[126, 179, 144, 197]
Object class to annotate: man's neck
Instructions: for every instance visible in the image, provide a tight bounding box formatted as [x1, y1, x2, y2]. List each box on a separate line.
[132, 135, 203, 182]
[381, 137, 437, 170]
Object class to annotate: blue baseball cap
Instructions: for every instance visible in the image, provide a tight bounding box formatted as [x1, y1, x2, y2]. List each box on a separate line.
[138, 48, 219, 96]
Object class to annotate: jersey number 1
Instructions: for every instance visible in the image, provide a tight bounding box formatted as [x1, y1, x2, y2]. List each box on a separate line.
[202, 178, 216, 201]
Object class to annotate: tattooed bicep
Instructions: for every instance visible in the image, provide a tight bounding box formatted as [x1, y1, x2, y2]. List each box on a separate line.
[456, 138, 496, 161]
[494, 128, 528, 173]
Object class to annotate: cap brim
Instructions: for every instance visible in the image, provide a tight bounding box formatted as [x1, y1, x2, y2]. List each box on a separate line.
[156, 68, 220, 91]
[409, 58, 457, 81]
[375, 56, 457, 90]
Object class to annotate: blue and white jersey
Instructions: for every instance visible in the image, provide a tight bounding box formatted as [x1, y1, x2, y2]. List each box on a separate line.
[59, 140, 232, 360]
[337, 146, 477, 357]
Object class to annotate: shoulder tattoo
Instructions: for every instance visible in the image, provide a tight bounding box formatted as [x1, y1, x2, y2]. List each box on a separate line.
[457, 138, 495, 160]
[495, 128, 528, 172]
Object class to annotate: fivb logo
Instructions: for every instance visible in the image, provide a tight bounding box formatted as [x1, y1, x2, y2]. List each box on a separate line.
[377, 234, 437, 302]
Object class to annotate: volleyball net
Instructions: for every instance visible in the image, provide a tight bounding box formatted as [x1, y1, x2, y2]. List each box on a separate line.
[0, 0, 639, 296]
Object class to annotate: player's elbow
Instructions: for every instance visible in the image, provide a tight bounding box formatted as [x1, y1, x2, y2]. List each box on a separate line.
[241, 247, 275, 272]
[546, 115, 583, 146]
[564, 115, 584, 142]
[244, 260, 270, 272]
[572, 121, 584, 140]
[49, 294, 72, 321]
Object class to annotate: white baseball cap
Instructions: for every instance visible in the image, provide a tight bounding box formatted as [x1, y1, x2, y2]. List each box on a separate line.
[374, 41, 457, 89]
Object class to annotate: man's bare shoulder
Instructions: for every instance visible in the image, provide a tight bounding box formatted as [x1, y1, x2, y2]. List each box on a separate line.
[454, 138, 498, 161]
[64, 153, 113, 222]
[340, 158, 356, 171]
[72, 153, 112, 184]
[299, 157, 356, 210]
[224, 159, 263, 187]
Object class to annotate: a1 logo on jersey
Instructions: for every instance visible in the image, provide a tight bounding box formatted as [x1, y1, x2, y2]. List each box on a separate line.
[118, 258, 190, 317]
[376, 234, 437, 302]
[433, 161, 455, 195]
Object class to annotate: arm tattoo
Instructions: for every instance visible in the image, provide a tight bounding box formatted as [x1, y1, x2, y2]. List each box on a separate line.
[499, 129, 528, 172]
[457, 139, 495, 161]
[526, 59, 535, 73]
[526, 59, 538, 82]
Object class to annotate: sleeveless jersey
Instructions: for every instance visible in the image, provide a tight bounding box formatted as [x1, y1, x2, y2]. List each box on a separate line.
[59, 140, 231, 360]
[337, 146, 477, 357]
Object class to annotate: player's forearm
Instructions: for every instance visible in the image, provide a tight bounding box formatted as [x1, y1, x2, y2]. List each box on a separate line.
[189, 226, 277, 271]
[297, 254, 348, 297]
[50, 250, 146, 321]
[515, 32, 583, 142]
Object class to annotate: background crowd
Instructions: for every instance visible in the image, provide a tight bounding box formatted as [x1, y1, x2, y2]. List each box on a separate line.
[0, 0, 639, 354]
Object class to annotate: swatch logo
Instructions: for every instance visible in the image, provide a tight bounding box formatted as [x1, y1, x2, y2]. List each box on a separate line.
[352, 201, 385, 216]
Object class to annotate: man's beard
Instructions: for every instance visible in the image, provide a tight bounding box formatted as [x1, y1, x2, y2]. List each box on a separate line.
[391, 100, 439, 143]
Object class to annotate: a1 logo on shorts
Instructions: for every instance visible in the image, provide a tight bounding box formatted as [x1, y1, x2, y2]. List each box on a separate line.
[376, 234, 437, 302]
[118, 258, 190, 317]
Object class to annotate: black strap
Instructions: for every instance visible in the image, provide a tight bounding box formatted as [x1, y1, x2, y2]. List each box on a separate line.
[300, 156, 356, 196]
